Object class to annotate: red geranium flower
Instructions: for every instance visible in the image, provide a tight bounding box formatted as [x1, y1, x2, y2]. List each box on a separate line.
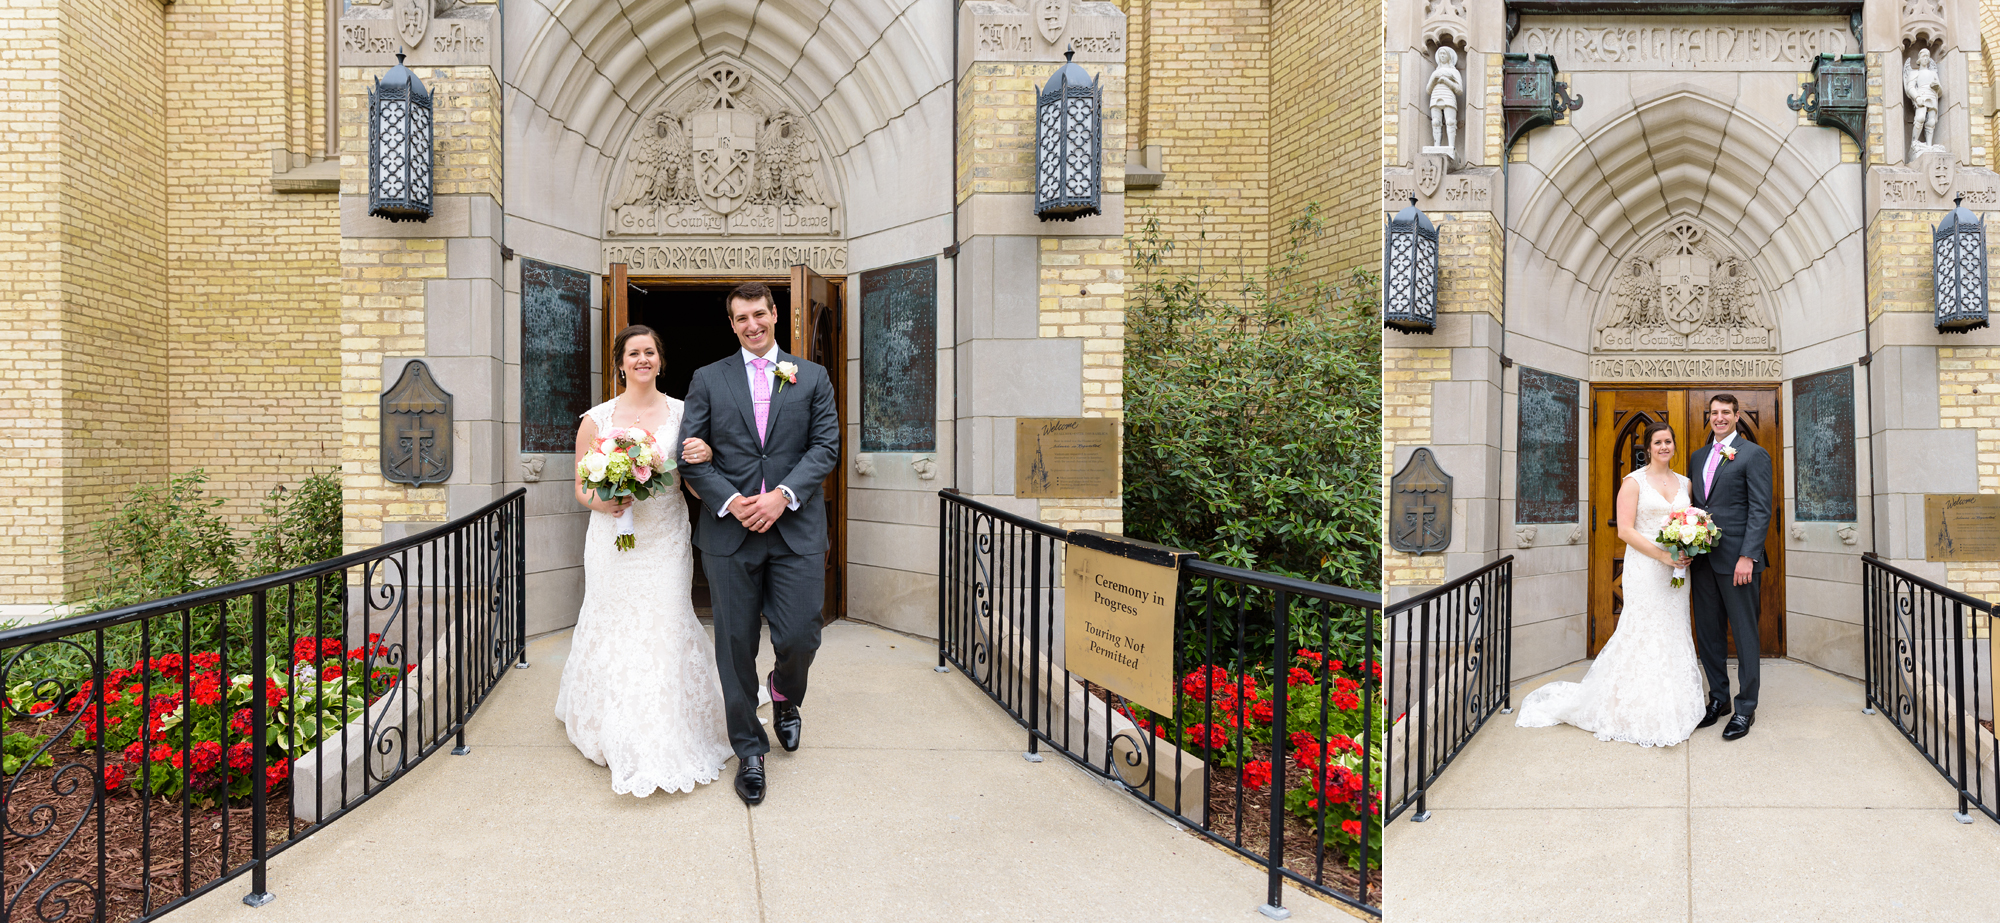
[1287, 667, 1317, 687]
[265, 760, 290, 790]
[1250, 700, 1274, 724]
[1334, 676, 1361, 695]
[1241, 760, 1273, 790]
[230, 708, 254, 737]
[191, 741, 222, 775]
[227, 742, 255, 772]
[1331, 692, 1361, 711]
[102, 764, 126, 791]
[1294, 648, 1323, 664]
[1341, 819, 1364, 838]
[1183, 723, 1229, 750]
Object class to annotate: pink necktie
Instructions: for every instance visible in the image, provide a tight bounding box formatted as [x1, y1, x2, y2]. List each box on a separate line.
[1702, 443, 1722, 496]
[751, 357, 771, 445]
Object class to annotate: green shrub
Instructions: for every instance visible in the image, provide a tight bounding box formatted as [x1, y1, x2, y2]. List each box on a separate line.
[1123, 205, 1382, 669]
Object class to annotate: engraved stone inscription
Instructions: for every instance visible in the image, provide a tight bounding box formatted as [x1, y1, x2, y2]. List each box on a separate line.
[1792, 365, 1857, 522]
[1517, 367, 1581, 525]
[602, 242, 847, 275]
[860, 258, 938, 453]
[1513, 16, 1855, 71]
[965, 0, 1125, 63]
[340, 1, 491, 67]
[1589, 355, 1785, 381]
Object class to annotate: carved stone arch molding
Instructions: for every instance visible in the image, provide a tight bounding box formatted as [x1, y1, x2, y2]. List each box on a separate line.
[1593, 217, 1777, 354]
[606, 58, 844, 241]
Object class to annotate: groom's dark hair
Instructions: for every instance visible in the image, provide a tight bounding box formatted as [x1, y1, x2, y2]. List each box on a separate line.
[1708, 393, 1740, 414]
[727, 281, 777, 317]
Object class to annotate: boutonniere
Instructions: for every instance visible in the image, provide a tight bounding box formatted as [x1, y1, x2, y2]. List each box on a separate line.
[1719, 446, 1737, 462]
[774, 360, 799, 392]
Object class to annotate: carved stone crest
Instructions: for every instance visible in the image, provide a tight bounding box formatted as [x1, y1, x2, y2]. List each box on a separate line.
[1390, 448, 1453, 555]
[395, 0, 429, 48]
[1926, 149, 1956, 197]
[1416, 154, 1444, 198]
[1596, 221, 1774, 353]
[381, 360, 453, 487]
[609, 63, 838, 238]
[1036, 0, 1069, 45]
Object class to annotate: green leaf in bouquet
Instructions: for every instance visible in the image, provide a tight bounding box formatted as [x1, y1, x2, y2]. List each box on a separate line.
[596, 486, 613, 502]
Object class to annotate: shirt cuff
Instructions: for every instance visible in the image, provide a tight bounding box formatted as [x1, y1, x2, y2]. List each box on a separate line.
[777, 485, 799, 510]
[719, 493, 742, 517]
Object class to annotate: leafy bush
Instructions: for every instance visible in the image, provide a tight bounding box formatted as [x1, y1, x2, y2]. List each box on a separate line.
[1123, 205, 1382, 668]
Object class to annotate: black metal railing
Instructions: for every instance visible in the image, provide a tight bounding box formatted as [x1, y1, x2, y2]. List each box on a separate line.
[1862, 553, 1997, 824]
[0, 489, 525, 923]
[1382, 556, 1512, 824]
[936, 490, 1382, 918]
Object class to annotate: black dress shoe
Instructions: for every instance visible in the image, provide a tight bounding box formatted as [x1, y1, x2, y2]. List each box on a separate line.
[770, 671, 801, 752]
[1697, 699, 1732, 729]
[1721, 713, 1754, 741]
[735, 754, 766, 805]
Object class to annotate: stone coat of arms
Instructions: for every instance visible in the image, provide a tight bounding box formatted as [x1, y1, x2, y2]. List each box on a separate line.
[1596, 221, 1775, 352]
[1037, 0, 1070, 44]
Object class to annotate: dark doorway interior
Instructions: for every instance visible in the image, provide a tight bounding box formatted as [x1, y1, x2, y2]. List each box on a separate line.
[623, 283, 793, 617]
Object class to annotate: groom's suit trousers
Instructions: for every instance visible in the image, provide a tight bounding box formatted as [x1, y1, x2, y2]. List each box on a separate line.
[704, 527, 824, 759]
[1690, 562, 1759, 714]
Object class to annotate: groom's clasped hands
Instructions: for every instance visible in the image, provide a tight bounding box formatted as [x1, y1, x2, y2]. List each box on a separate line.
[727, 491, 789, 533]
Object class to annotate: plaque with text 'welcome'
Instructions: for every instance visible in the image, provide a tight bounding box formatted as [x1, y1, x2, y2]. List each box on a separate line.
[1015, 418, 1119, 498]
[1927, 495, 2000, 562]
[1063, 532, 1185, 715]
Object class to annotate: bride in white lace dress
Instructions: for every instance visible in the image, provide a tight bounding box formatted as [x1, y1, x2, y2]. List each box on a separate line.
[555, 325, 734, 795]
[1517, 421, 1706, 747]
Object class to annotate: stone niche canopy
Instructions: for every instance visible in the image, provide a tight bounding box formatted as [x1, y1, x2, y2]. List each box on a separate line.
[1594, 220, 1775, 353]
[607, 62, 843, 242]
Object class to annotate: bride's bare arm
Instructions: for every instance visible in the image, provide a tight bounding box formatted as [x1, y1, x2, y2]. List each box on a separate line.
[574, 417, 631, 515]
[1614, 478, 1675, 566]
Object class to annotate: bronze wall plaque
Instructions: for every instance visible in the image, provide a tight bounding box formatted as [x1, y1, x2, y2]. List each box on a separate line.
[1517, 367, 1580, 524]
[520, 258, 593, 453]
[1390, 447, 1452, 554]
[1926, 494, 2000, 562]
[1015, 417, 1119, 499]
[859, 257, 937, 452]
[1793, 365, 1857, 521]
[381, 360, 454, 487]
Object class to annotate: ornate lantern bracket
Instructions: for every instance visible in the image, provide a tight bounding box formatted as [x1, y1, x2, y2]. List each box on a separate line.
[1384, 197, 1440, 334]
[369, 52, 435, 223]
[381, 360, 454, 487]
[1502, 53, 1582, 150]
[1034, 48, 1103, 222]
[1786, 53, 1868, 149]
[1934, 194, 1990, 333]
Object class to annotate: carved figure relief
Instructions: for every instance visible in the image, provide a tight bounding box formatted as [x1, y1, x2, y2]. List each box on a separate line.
[1596, 221, 1774, 352]
[1906, 48, 1944, 159]
[609, 63, 839, 238]
[1426, 46, 1463, 156]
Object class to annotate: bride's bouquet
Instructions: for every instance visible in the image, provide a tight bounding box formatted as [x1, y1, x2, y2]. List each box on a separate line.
[1655, 507, 1721, 588]
[578, 427, 673, 551]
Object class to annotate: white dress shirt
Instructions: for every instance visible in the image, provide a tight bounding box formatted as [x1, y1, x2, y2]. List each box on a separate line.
[717, 345, 800, 517]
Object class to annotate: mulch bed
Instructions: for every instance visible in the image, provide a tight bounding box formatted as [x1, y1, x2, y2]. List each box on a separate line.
[3, 716, 292, 923]
[1200, 741, 1383, 903]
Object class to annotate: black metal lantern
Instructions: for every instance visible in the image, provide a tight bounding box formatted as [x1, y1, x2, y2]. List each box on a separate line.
[369, 53, 433, 223]
[1384, 197, 1439, 334]
[1035, 49, 1101, 222]
[1935, 194, 1990, 333]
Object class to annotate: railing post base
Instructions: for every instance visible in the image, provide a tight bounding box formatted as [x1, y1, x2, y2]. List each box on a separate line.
[1501, 707, 1513, 714]
[1412, 810, 1432, 823]
[452, 745, 472, 756]
[934, 665, 951, 673]
[1863, 707, 1876, 715]
[243, 892, 276, 908]
[514, 661, 530, 669]
[1956, 811, 1975, 824]
[1257, 903, 1291, 920]
[1022, 752, 1044, 763]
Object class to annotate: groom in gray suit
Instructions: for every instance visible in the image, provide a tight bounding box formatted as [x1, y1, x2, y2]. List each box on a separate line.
[1687, 393, 1772, 741]
[677, 281, 841, 805]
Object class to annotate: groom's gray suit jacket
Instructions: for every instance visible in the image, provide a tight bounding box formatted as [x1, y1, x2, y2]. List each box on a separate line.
[1687, 436, 1772, 575]
[676, 350, 840, 556]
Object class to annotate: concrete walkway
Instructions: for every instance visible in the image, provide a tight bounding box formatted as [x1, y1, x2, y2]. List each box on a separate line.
[172, 621, 1365, 923]
[1385, 659, 2000, 922]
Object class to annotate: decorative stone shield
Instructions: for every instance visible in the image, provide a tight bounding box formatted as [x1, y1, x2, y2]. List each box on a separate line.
[1037, 0, 1069, 45]
[1927, 149, 1956, 198]
[396, 0, 430, 49]
[1657, 252, 1711, 336]
[1416, 153, 1444, 197]
[690, 105, 761, 215]
[1389, 448, 1453, 555]
[381, 360, 453, 487]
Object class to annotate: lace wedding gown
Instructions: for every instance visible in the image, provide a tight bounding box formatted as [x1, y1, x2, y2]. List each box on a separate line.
[1515, 470, 1706, 747]
[555, 396, 733, 795]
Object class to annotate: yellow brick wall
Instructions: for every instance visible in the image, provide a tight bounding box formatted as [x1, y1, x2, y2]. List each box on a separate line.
[166, 0, 340, 538]
[1867, 211, 1941, 322]
[1269, 0, 1379, 277]
[54, 0, 170, 601]
[1124, 0, 1269, 270]
[957, 61, 1127, 203]
[1038, 236, 1125, 534]
[1939, 346, 2000, 602]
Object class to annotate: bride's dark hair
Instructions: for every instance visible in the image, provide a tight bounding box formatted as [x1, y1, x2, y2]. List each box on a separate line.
[1641, 421, 1675, 455]
[612, 325, 665, 387]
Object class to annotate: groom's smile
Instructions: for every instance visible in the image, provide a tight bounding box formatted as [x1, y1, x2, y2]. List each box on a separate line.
[730, 295, 777, 353]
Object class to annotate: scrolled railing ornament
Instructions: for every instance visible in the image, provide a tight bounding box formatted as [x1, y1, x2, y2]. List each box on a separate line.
[0, 642, 104, 923]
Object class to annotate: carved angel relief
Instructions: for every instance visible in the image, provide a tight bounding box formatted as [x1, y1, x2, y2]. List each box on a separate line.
[1596, 222, 1775, 352]
[609, 64, 839, 238]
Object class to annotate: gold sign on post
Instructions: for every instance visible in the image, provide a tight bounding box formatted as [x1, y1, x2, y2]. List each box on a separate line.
[1925, 494, 2000, 562]
[1016, 417, 1120, 499]
[1063, 531, 1186, 715]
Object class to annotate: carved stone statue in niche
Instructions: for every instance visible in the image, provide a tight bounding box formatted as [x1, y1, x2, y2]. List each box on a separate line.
[1426, 46, 1463, 157]
[1596, 221, 1775, 353]
[609, 64, 839, 238]
[1906, 47, 1944, 158]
